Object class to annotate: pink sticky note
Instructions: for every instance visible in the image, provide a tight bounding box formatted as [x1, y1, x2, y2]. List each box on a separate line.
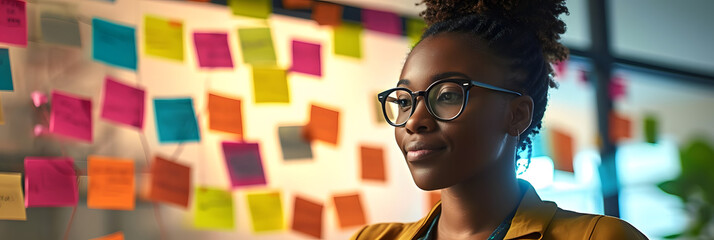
[0, 0, 27, 46]
[222, 142, 267, 188]
[193, 32, 234, 68]
[50, 90, 93, 142]
[290, 40, 322, 77]
[24, 157, 78, 207]
[609, 74, 627, 101]
[362, 9, 402, 36]
[101, 77, 145, 128]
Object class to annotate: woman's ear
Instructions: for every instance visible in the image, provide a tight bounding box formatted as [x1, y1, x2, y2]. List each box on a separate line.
[508, 95, 534, 137]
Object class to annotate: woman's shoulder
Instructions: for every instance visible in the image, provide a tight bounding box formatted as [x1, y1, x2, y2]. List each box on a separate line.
[349, 221, 424, 240]
[546, 208, 648, 240]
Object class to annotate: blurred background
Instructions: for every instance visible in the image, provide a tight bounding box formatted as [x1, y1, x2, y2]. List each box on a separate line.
[0, 0, 713, 239]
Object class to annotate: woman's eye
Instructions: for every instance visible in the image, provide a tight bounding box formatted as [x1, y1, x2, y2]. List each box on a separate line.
[396, 99, 411, 108]
[437, 92, 462, 104]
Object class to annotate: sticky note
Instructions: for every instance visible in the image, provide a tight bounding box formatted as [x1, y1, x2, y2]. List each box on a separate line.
[550, 129, 574, 172]
[92, 18, 137, 70]
[644, 114, 658, 144]
[148, 156, 191, 208]
[609, 75, 627, 101]
[333, 22, 362, 58]
[304, 104, 339, 145]
[101, 77, 145, 128]
[40, 12, 82, 47]
[50, 91, 93, 142]
[0, 48, 13, 91]
[222, 142, 267, 188]
[0, 0, 27, 46]
[252, 66, 290, 103]
[362, 9, 402, 36]
[406, 18, 426, 47]
[283, 0, 312, 9]
[208, 93, 243, 135]
[230, 0, 271, 19]
[193, 187, 235, 230]
[360, 146, 386, 182]
[609, 112, 631, 143]
[292, 196, 323, 238]
[332, 193, 366, 229]
[246, 190, 284, 232]
[0, 95, 4, 125]
[87, 156, 135, 210]
[290, 40, 322, 77]
[312, 2, 342, 26]
[153, 98, 200, 143]
[144, 15, 185, 61]
[278, 126, 313, 160]
[427, 191, 440, 213]
[91, 231, 124, 240]
[24, 157, 78, 207]
[193, 32, 234, 68]
[0, 172, 26, 220]
[237, 28, 277, 65]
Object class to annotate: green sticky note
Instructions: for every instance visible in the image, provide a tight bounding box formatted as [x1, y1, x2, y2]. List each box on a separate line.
[193, 187, 235, 230]
[144, 15, 184, 61]
[252, 66, 289, 103]
[406, 18, 426, 48]
[238, 28, 277, 65]
[644, 114, 658, 144]
[333, 22, 362, 58]
[229, 0, 271, 19]
[246, 190, 284, 232]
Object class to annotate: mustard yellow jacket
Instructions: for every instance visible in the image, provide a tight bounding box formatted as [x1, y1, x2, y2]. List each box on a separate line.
[351, 181, 648, 240]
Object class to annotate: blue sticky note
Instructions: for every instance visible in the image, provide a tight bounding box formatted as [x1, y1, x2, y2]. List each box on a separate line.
[92, 18, 137, 70]
[153, 98, 200, 143]
[0, 48, 12, 91]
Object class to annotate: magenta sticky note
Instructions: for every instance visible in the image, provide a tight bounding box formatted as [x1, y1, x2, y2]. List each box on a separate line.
[0, 0, 27, 46]
[101, 77, 145, 128]
[24, 157, 78, 207]
[290, 40, 322, 77]
[193, 32, 234, 69]
[50, 90, 93, 142]
[222, 141, 267, 188]
[362, 9, 402, 36]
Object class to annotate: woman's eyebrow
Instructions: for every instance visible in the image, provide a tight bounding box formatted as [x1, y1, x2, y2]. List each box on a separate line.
[396, 79, 410, 87]
[397, 72, 470, 87]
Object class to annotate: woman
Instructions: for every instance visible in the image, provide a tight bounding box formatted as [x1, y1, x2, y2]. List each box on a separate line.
[352, 0, 648, 239]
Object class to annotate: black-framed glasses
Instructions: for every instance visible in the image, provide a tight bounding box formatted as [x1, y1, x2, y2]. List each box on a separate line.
[377, 79, 522, 127]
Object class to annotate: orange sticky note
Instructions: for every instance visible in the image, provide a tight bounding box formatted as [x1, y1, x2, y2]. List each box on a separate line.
[312, 2, 343, 26]
[550, 128, 574, 172]
[91, 231, 124, 240]
[292, 195, 323, 238]
[360, 145, 386, 182]
[427, 191, 441, 213]
[332, 193, 366, 229]
[148, 156, 191, 208]
[88, 156, 135, 210]
[609, 112, 631, 143]
[283, 0, 312, 9]
[208, 93, 243, 136]
[303, 104, 339, 145]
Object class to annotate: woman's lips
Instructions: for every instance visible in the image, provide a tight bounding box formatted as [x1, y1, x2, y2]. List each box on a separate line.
[406, 147, 445, 162]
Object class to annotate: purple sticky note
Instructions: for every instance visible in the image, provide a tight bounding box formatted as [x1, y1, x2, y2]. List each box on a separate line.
[362, 9, 402, 36]
[290, 40, 322, 77]
[0, 0, 27, 46]
[222, 142, 267, 188]
[50, 90, 93, 142]
[101, 77, 145, 128]
[25, 157, 78, 207]
[193, 32, 234, 69]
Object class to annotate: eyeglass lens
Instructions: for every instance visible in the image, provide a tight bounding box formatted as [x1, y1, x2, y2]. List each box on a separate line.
[383, 81, 465, 125]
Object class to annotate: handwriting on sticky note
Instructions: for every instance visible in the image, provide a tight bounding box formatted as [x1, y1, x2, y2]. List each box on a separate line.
[292, 196, 323, 238]
[290, 40, 322, 77]
[278, 126, 313, 160]
[238, 28, 276, 65]
[101, 77, 145, 128]
[144, 15, 184, 61]
[193, 187, 235, 230]
[88, 156, 135, 210]
[0, 172, 26, 220]
[208, 93, 243, 135]
[50, 91, 93, 142]
[91, 231, 124, 240]
[24, 157, 78, 207]
[0, 0, 27, 46]
[148, 156, 191, 208]
[333, 22, 362, 58]
[304, 104, 339, 145]
[252, 66, 290, 103]
[332, 193, 366, 229]
[0, 48, 13, 91]
[230, 0, 271, 19]
[92, 18, 137, 70]
[222, 142, 267, 188]
[193, 32, 233, 68]
[360, 145, 386, 182]
[362, 9, 402, 35]
[153, 98, 200, 143]
[246, 190, 284, 232]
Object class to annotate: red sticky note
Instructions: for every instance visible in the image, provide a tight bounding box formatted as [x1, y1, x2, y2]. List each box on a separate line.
[312, 2, 343, 26]
[50, 90, 93, 142]
[148, 156, 191, 208]
[24, 157, 78, 207]
[91, 231, 124, 240]
[609, 112, 632, 143]
[362, 9, 402, 35]
[283, 0, 312, 9]
[550, 129, 574, 172]
[360, 145, 386, 182]
[101, 77, 145, 129]
[208, 93, 243, 136]
[0, 0, 27, 47]
[292, 195, 323, 238]
[303, 104, 339, 145]
[88, 156, 135, 210]
[290, 40, 322, 77]
[193, 32, 234, 68]
[333, 193, 366, 229]
[222, 142, 267, 188]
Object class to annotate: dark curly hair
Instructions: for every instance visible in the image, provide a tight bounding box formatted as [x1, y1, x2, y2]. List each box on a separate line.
[415, 0, 569, 171]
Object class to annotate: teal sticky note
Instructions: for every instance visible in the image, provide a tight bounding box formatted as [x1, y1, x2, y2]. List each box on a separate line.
[0, 48, 12, 91]
[153, 98, 200, 143]
[92, 18, 137, 70]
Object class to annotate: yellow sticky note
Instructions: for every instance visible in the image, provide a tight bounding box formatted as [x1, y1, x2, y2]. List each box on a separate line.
[406, 18, 426, 48]
[144, 15, 184, 61]
[333, 22, 362, 58]
[246, 190, 284, 232]
[0, 172, 26, 220]
[252, 66, 290, 103]
[229, 0, 272, 19]
[0, 95, 4, 125]
[193, 187, 235, 230]
[237, 28, 276, 65]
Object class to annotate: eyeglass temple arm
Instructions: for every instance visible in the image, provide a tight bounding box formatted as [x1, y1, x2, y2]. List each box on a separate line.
[470, 80, 522, 96]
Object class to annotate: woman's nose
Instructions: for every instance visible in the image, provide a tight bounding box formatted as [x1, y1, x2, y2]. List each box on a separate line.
[404, 97, 437, 134]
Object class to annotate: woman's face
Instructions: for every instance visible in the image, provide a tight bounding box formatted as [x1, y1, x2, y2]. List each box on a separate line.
[396, 32, 517, 190]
